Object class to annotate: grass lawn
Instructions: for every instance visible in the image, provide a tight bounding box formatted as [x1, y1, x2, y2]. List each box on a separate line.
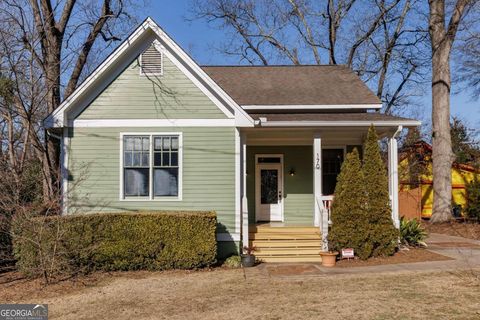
[2, 268, 480, 320]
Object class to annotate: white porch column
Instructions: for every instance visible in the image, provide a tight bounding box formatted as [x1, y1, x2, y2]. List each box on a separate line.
[314, 133, 328, 251]
[240, 132, 249, 253]
[313, 133, 322, 227]
[388, 126, 402, 229]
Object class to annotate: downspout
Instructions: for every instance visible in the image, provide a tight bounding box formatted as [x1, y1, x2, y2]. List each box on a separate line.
[392, 125, 403, 139]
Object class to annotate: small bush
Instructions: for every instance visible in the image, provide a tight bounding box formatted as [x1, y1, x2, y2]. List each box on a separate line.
[400, 217, 428, 247]
[12, 211, 217, 280]
[466, 176, 480, 220]
[223, 255, 241, 268]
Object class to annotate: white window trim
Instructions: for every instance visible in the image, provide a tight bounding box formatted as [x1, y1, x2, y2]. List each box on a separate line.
[119, 132, 183, 201]
[139, 40, 164, 76]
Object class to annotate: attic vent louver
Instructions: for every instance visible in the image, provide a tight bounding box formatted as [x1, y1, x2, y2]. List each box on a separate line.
[140, 44, 163, 75]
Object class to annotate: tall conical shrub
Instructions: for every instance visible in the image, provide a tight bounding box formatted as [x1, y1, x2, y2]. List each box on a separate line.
[328, 148, 370, 258]
[362, 125, 398, 257]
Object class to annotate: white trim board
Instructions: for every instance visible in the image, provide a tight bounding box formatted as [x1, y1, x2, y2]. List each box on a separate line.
[243, 104, 382, 110]
[45, 18, 254, 128]
[259, 120, 421, 127]
[72, 119, 236, 127]
[234, 128, 241, 234]
[61, 127, 69, 215]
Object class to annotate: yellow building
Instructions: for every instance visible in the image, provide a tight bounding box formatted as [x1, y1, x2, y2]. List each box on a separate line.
[399, 141, 480, 219]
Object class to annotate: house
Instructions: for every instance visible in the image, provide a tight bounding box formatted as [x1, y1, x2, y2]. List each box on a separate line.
[399, 140, 480, 219]
[45, 18, 421, 262]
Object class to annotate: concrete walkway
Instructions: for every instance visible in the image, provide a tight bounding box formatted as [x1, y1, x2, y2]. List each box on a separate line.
[244, 233, 480, 280]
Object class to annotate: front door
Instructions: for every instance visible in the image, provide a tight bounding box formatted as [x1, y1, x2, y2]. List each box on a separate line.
[255, 155, 284, 222]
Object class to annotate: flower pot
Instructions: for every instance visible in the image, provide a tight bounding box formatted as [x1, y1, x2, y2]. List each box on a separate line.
[241, 254, 256, 267]
[319, 251, 338, 267]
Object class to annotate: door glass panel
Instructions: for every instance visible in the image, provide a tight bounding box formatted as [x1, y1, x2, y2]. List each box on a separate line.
[261, 169, 278, 204]
[258, 157, 281, 164]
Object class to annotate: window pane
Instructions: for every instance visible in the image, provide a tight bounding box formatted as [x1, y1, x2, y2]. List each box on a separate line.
[261, 169, 278, 204]
[134, 137, 142, 151]
[133, 152, 141, 166]
[125, 137, 134, 151]
[258, 157, 281, 163]
[162, 137, 171, 150]
[154, 152, 162, 166]
[162, 152, 170, 166]
[142, 152, 150, 166]
[142, 137, 150, 151]
[154, 168, 178, 196]
[124, 152, 132, 167]
[125, 168, 149, 196]
[154, 137, 162, 151]
[171, 137, 178, 151]
[171, 152, 178, 166]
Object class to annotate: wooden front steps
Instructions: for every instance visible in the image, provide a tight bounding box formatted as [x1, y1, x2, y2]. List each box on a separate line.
[249, 225, 322, 263]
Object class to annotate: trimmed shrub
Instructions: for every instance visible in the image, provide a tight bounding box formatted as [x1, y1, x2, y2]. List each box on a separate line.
[400, 217, 428, 247]
[328, 148, 371, 258]
[223, 255, 241, 268]
[12, 211, 217, 279]
[362, 125, 399, 257]
[329, 126, 399, 260]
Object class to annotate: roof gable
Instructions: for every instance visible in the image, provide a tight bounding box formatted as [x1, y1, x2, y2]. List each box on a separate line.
[45, 18, 254, 128]
[74, 45, 228, 121]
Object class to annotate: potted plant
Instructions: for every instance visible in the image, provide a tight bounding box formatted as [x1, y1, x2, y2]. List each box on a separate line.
[241, 246, 256, 267]
[319, 249, 339, 267]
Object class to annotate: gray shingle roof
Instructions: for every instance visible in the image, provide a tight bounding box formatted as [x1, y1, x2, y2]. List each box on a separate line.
[201, 65, 381, 106]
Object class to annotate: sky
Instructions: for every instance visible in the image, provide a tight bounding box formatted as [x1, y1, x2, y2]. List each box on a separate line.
[147, 1, 479, 129]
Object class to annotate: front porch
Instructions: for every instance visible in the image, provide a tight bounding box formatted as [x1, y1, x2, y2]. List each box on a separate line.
[239, 126, 403, 262]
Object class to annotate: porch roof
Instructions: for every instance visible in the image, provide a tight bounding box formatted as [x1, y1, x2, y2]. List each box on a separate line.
[249, 112, 420, 128]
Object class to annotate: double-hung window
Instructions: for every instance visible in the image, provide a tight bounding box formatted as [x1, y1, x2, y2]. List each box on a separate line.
[122, 134, 181, 200]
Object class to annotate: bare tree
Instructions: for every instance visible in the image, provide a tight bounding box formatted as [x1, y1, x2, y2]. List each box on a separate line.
[191, 0, 428, 115]
[0, 0, 141, 201]
[428, 0, 476, 223]
[455, 30, 480, 99]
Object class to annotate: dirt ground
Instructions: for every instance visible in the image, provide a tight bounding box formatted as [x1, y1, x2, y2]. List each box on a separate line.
[425, 221, 480, 240]
[335, 247, 452, 267]
[1, 268, 480, 320]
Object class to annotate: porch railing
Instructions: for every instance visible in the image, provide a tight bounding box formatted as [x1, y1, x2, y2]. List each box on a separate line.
[316, 195, 334, 251]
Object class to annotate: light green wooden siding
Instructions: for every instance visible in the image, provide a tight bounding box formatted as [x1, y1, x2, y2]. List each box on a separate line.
[76, 55, 227, 120]
[67, 127, 236, 234]
[246, 146, 314, 225]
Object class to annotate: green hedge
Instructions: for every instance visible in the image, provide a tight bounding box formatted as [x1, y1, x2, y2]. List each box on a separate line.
[12, 211, 217, 277]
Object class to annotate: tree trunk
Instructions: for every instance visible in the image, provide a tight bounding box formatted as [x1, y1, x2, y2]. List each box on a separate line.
[428, 0, 471, 223]
[430, 42, 454, 223]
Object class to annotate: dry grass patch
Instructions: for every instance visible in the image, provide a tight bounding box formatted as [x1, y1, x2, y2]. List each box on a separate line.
[2, 268, 480, 319]
[425, 221, 480, 240]
[336, 247, 452, 268]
